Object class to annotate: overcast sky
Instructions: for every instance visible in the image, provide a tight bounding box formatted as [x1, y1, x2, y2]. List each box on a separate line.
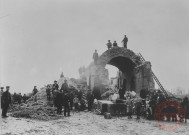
[1, 0, 189, 94]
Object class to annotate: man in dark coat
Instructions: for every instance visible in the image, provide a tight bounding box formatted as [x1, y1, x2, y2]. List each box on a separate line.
[113, 41, 118, 47]
[140, 88, 147, 106]
[181, 97, 189, 123]
[106, 40, 112, 49]
[122, 35, 128, 48]
[135, 101, 142, 119]
[17, 93, 22, 104]
[22, 94, 27, 103]
[52, 80, 59, 94]
[86, 89, 94, 111]
[33, 86, 38, 96]
[1, 86, 11, 118]
[63, 92, 70, 116]
[55, 90, 63, 114]
[52, 80, 59, 104]
[0, 87, 4, 96]
[92, 86, 101, 100]
[1, 87, 4, 110]
[46, 85, 51, 101]
[61, 80, 69, 93]
[69, 91, 74, 110]
[13, 92, 17, 103]
[118, 87, 125, 100]
[77, 89, 83, 101]
[93, 50, 99, 65]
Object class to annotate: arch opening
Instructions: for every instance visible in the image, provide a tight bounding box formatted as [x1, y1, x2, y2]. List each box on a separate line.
[106, 56, 136, 92]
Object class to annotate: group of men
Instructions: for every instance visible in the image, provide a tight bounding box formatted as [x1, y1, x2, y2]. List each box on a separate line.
[140, 89, 189, 122]
[106, 35, 128, 50]
[12, 92, 28, 104]
[45, 80, 101, 116]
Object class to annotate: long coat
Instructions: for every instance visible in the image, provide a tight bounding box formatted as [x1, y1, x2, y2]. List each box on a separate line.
[1, 91, 11, 108]
[92, 86, 101, 100]
[54, 92, 64, 107]
[61, 83, 68, 93]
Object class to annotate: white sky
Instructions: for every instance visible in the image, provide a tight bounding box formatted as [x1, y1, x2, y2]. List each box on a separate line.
[0, 0, 189, 94]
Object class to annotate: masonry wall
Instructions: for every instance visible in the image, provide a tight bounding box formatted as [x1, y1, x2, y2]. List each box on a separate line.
[135, 61, 155, 94]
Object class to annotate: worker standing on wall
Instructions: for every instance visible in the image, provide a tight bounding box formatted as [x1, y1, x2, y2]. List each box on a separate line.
[122, 35, 128, 48]
[106, 40, 112, 49]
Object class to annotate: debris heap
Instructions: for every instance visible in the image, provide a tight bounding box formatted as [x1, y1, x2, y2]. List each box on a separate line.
[10, 77, 80, 120]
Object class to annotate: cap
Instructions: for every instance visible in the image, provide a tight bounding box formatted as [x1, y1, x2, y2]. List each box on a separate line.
[54, 80, 57, 82]
[0, 87, 4, 89]
[6, 86, 10, 88]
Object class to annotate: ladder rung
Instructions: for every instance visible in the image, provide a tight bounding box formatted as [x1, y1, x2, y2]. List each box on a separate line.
[138, 52, 168, 98]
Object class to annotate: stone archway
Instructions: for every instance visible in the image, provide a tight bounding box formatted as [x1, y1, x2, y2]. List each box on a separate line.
[84, 47, 154, 94]
[97, 48, 138, 92]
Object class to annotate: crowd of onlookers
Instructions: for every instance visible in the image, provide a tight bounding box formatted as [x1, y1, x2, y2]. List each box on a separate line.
[1, 81, 188, 122]
[44, 80, 101, 117]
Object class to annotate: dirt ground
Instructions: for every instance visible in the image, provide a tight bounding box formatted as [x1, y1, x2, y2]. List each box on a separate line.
[1, 111, 189, 135]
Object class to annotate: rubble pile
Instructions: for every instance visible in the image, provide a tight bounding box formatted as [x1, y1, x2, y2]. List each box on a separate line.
[11, 106, 59, 121]
[10, 77, 80, 120]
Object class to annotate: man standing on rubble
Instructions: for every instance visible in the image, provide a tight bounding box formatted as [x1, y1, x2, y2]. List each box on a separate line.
[18, 93, 22, 104]
[33, 86, 38, 102]
[1, 86, 11, 118]
[61, 80, 69, 93]
[22, 94, 27, 103]
[46, 85, 51, 101]
[52, 80, 59, 104]
[52, 80, 59, 93]
[93, 50, 98, 65]
[33, 86, 38, 96]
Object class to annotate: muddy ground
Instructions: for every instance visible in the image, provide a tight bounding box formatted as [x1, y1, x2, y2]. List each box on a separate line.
[1, 111, 189, 135]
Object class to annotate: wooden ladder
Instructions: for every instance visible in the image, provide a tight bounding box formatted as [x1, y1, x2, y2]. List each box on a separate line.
[138, 53, 169, 98]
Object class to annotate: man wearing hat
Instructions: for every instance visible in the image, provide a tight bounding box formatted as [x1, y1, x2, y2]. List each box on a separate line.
[106, 40, 112, 50]
[52, 80, 59, 91]
[93, 50, 99, 65]
[1, 87, 4, 111]
[63, 91, 70, 116]
[46, 85, 51, 101]
[86, 88, 94, 111]
[33, 86, 38, 96]
[1, 86, 11, 118]
[122, 35, 128, 48]
[1, 87, 4, 94]
[52, 80, 59, 106]
[61, 80, 68, 93]
[113, 41, 118, 47]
